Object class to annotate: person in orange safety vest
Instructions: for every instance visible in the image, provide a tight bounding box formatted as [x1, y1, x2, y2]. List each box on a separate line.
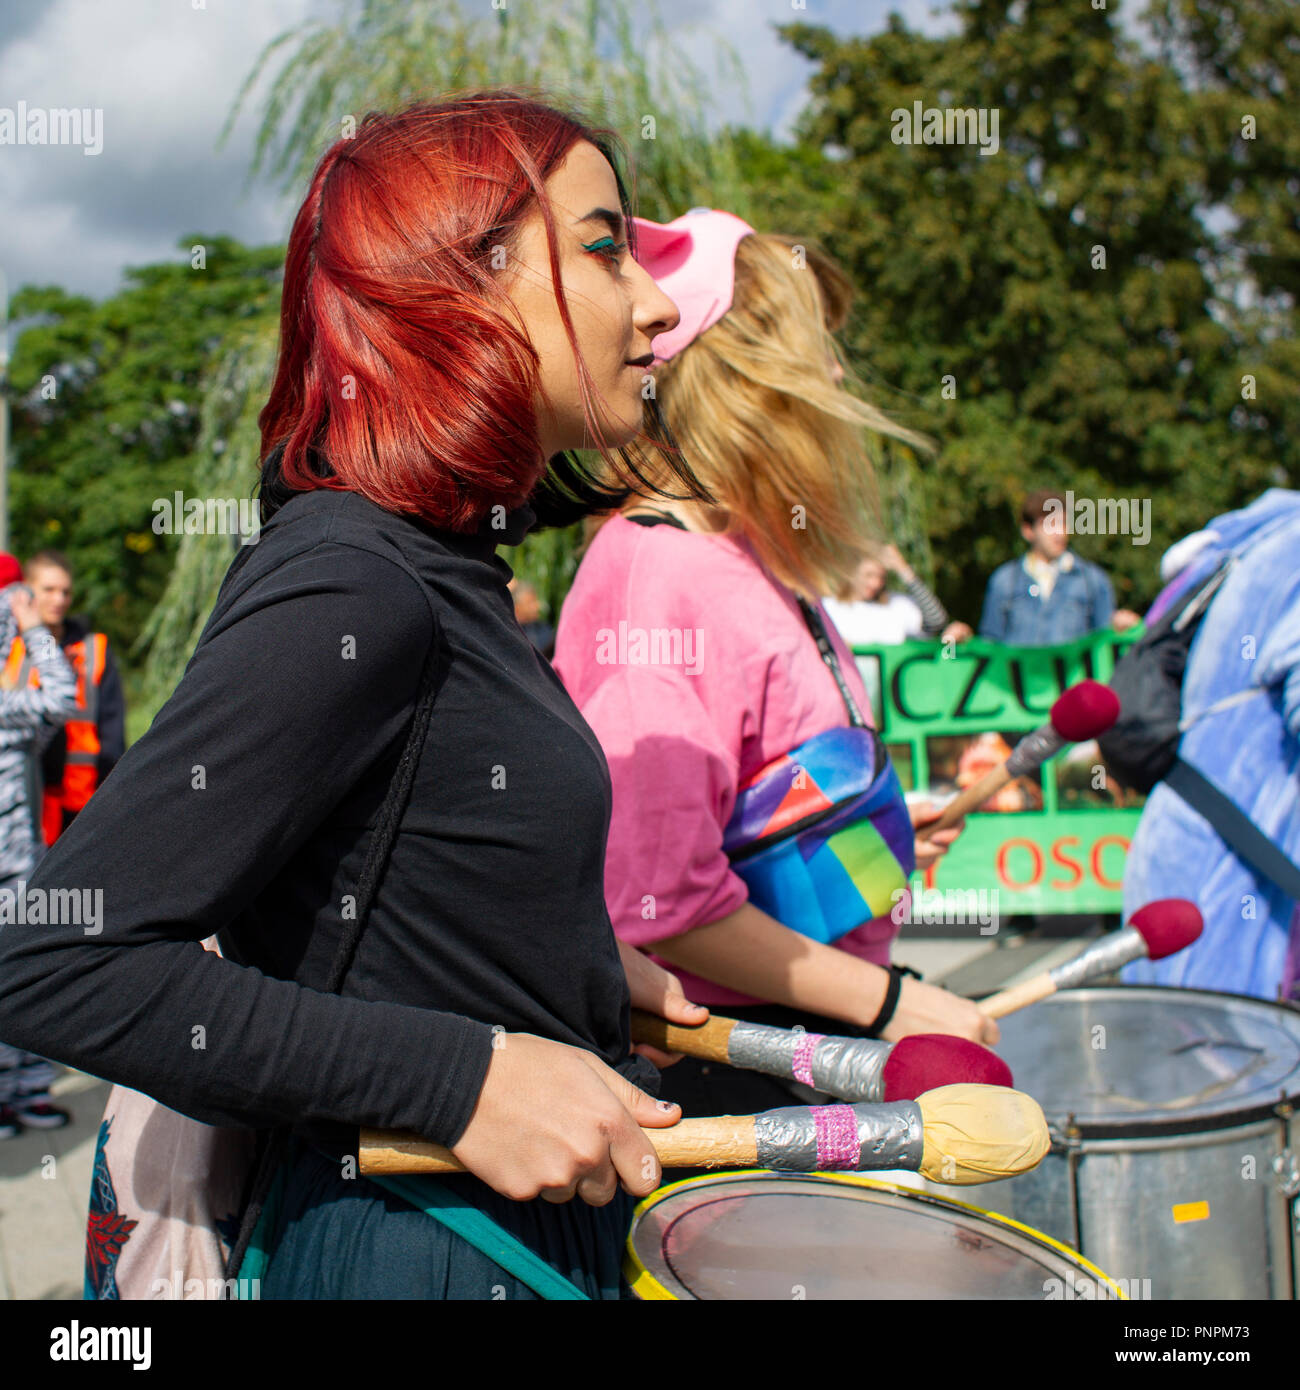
[1, 552, 127, 846]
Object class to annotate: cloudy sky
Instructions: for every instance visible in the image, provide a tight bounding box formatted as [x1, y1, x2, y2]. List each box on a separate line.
[0, 0, 955, 309]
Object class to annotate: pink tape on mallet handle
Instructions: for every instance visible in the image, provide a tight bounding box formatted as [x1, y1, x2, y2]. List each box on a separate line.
[813, 1105, 860, 1170]
[791, 1032, 825, 1088]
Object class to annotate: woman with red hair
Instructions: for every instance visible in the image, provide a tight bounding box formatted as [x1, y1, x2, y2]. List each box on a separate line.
[0, 91, 712, 1300]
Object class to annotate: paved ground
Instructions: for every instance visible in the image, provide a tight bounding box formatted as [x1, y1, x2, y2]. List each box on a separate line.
[0, 1068, 109, 1300]
[0, 918, 1099, 1300]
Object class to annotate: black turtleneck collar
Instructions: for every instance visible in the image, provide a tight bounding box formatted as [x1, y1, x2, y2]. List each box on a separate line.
[260, 444, 538, 552]
[474, 500, 536, 548]
[407, 498, 537, 560]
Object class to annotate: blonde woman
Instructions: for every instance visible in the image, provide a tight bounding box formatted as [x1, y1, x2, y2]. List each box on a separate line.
[553, 210, 997, 1118]
[824, 543, 973, 647]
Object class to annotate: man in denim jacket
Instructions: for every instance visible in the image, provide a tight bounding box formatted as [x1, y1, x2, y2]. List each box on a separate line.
[980, 489, 1138, 646]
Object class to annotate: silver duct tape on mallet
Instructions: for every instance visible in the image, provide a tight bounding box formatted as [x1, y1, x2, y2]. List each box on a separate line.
[1005, 724, 1066, 779]
[1049, 924, 1144, 991]
[753, 1100, 925, 1172]
[728, 1022, 892, 1102]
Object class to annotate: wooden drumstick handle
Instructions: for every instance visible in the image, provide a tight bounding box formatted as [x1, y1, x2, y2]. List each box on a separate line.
[978, 972, 1058, 1020]
[924, 763, 1012, 835]
[359, 1117, 759, 1176]
[629, 1008, 737, 1062]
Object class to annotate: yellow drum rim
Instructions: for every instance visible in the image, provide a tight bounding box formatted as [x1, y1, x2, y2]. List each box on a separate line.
[624, 1171, 744, 1301]
[623, 1169, 1127, 1301]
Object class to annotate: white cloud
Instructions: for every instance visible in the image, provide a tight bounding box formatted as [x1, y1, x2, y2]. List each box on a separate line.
[1, 0, 315, 300]
[1, 0, 940, 304]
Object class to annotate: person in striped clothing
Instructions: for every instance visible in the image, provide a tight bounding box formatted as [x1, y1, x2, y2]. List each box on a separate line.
[0, 553, 80, 1138]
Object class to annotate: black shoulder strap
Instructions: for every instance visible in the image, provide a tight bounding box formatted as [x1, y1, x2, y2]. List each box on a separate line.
[325, 641, 445, 991]
[1172, 557, 1233, 633]
[225, 638, 445, 1285]
[796, 596, 868, 730]
[1164, 759, 1300, 901]
[624, 508, 688, 531]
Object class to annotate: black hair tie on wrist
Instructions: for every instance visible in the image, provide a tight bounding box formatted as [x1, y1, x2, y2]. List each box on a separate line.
[865, 964, 923, 1038]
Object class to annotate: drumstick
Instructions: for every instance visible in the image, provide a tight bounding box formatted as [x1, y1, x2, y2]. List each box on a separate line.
[924, 679, 1121, 834]
[630, 1009, 1012, 1102]
[978, 899, 1203, 1020]
[358, 1082, 1049, 1186]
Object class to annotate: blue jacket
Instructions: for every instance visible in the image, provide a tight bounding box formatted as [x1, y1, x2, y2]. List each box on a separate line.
[979, 553, 1114, 646]
[1122, 490, 1300, 1000]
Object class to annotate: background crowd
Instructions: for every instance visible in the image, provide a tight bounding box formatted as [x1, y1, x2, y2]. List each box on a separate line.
[0, 551, 122, 1140]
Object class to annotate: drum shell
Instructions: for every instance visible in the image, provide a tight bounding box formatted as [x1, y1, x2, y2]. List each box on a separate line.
[974, 986, 1300, 1301]
[974, 1119, 1296, 1300]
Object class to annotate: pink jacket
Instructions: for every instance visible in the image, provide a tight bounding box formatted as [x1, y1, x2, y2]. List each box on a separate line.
[553, 515, 900, 1006]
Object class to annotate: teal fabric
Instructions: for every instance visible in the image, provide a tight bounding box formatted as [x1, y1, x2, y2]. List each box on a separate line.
[234, 1157, 284, 1296]
[369, 1174, 588, 1300]
[246, 1137, 630, 1300]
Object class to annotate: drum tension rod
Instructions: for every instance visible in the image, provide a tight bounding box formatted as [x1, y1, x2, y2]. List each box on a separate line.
[1274, 1094, 1300, 1202]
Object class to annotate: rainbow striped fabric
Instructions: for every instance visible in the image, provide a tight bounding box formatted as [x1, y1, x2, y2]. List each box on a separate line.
[722, 727, 914, 945]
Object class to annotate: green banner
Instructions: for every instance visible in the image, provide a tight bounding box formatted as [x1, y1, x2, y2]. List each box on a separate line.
[849, 628, 1142, 917]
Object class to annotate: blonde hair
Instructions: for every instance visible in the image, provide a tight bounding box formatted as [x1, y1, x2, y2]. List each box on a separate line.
[831, 542, 889, 604]
[629, 233, 931, 598]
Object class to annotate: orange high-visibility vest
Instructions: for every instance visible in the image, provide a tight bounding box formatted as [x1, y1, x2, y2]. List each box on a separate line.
[2, 631, 108, 844]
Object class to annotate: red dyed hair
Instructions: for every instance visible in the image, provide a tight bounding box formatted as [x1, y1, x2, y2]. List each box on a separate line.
[259, 90, 681, 532]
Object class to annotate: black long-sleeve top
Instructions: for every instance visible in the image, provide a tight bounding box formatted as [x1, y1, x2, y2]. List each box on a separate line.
[0, 488, 654, 1148]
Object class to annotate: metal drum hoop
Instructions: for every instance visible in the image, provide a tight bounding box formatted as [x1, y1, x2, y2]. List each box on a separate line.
[1005, 985, 1300, 1142]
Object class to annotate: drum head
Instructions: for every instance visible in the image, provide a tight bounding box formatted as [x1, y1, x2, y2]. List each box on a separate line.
[626, 1172, 1118, 1300]
[996, 986, 1300, 1136]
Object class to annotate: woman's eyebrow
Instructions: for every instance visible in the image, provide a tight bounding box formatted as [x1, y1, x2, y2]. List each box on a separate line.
[574, 207, 625, 240]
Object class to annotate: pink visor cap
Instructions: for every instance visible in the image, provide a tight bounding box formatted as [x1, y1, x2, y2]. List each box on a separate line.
[631, 208, 756, 363]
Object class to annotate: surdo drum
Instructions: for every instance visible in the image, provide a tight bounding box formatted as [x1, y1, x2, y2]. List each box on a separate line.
[624, 1171, 1121, 1300]
[977, 986, 1300, 1300]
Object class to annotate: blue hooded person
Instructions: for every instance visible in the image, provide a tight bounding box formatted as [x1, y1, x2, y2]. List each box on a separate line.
[1122, 489, 1300, 1000]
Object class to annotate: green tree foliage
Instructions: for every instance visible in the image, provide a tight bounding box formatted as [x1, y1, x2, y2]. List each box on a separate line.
[6, 237, 283, 653]
[134, 320, 279, 720]
[1147, 0, 1300, 478]
[757, 0, 1296, 619]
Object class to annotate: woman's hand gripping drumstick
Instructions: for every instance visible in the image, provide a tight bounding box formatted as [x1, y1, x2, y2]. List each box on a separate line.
[425, 953, 708, 1209]
[925, 679, 1121, 835]
[361, 1083, 1050, 1186]
[445, 1033, 685, 1206]
[617, 939, 708, 1068]
[977, 899, 1203, 1019]
[629, 1010, 1012, 1102]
